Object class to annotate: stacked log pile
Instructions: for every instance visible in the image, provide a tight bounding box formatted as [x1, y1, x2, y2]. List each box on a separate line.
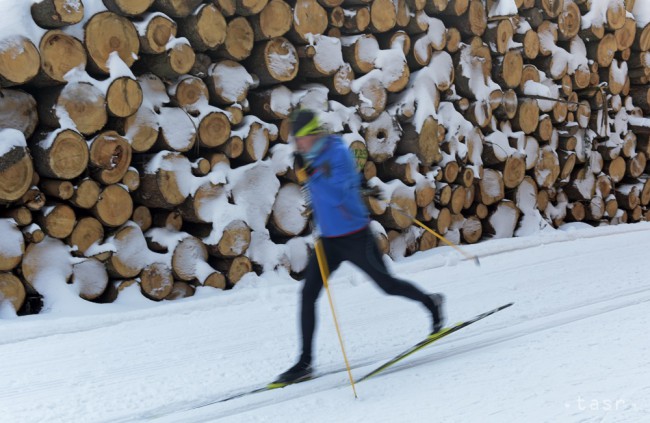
[1, 0, 650, 314]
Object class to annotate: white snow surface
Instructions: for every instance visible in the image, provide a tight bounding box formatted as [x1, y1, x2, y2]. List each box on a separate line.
[207, 62, 255, 105]
[488, 0, 517, 17]
[582, 0, 625, 29]
[0, 218, 24, 257]
[634, 0, 650, 28]
[0, 128, 27, 156]
[307, 34, 344, 74]
[1, 224, 650, 422]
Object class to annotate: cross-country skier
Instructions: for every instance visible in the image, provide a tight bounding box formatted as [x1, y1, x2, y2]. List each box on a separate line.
[273, 109, 445, 385]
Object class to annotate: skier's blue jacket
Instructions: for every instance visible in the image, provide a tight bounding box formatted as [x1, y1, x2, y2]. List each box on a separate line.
[306, 134, 369, 237]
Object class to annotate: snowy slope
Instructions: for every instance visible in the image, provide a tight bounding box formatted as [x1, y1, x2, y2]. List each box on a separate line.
[1, 223, 650, 422]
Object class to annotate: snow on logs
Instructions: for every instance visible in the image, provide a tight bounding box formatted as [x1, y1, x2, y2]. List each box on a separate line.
[2, 0, 650, 314]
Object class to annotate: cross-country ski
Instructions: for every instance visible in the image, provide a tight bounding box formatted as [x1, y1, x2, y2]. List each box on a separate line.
[189, 302, 513, 410]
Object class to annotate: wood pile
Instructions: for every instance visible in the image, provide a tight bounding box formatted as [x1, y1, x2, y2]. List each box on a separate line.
[1, 0, 650, 314]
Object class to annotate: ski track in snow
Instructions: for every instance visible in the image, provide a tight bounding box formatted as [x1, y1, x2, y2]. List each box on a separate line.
[144, 287, 650, 423]
[1, 223, 650, 423]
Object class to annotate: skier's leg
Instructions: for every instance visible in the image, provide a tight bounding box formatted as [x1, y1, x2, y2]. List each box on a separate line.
[298, 254, 323, 364]
[299, 240, 341, 364]
[347, 228, 445, 332]
[276, 241, 343, 384]
[346, 228, 429, 300]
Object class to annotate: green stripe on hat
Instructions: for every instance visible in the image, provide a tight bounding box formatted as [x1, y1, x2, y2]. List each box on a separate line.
[294, 116, 321, 137]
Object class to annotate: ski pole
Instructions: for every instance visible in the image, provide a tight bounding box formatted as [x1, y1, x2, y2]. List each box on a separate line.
[383, 199, 481, 266]
[314, 238, 358, 399]
[295, 159, 358, 398]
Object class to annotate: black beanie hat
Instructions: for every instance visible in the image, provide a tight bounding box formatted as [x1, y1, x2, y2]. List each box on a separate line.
[290, 109, 322, 137]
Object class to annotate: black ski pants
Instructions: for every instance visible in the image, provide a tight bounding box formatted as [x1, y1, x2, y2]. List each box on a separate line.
[299, 226, 435, 363]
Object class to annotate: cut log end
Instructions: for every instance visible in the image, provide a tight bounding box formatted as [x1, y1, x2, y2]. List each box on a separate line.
[106, 78, 143, 118]
[37, 30, 87, 85]
[84, 12, 140, 74]
[0, 146, 34, 204]
[0, 273, 26, 313]
[93, 185, 134, 227]
[33, 129, 89, 180]
[89, 131, 133, 185]
[140, 263, 174, 301]
[0, 36, 40, 87]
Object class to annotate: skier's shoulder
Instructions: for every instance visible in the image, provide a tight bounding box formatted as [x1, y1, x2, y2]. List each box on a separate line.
[323, 133, 344, 149]
[322, 134, 350, 160]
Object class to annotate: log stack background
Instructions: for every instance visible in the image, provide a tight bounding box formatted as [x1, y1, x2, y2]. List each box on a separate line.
[1, 0, 650, 314]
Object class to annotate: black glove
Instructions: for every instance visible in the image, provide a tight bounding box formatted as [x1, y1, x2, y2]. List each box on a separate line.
[293, 152, 314, 177]
[360, 180, 383, 200]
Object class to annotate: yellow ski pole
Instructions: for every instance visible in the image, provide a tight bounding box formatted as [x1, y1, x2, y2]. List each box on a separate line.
[384, 199, 481, 266]
[296, 164, 358, 398]
[314, 239, 358, 399]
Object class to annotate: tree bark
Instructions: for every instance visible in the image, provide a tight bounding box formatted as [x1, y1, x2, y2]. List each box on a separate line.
[103, 0, 155, 16]
[396, 117, 442, 166]
[444, 0, 486, 37]
[31, 0, 84, 28]
[152, 0, 203, 17]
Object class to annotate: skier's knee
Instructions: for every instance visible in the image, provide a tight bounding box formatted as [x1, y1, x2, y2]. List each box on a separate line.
[377, 280, 401, 296]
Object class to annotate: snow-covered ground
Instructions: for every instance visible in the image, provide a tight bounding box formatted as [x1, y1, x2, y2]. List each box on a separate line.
[1, 223, 650, 423]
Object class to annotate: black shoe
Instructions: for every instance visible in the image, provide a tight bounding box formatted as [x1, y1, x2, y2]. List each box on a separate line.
[428, 293, 445, 334]
[273, 361, 313, 385]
